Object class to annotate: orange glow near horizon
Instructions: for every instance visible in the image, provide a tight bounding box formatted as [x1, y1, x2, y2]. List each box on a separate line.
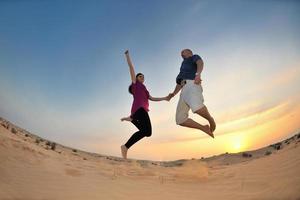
[79, 96, 300, 161]
[126, 98, 300, 160]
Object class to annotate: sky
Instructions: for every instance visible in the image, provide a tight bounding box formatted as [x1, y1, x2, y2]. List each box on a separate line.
[0, 0, 300, 161]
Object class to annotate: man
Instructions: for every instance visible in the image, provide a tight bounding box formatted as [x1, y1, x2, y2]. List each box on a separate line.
[169, 49, 216, 138]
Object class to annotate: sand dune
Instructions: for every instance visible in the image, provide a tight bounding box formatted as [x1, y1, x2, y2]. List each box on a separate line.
[0, 117, 300, 200]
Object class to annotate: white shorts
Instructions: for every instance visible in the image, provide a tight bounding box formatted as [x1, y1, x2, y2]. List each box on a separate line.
[176, 80, 205, 125]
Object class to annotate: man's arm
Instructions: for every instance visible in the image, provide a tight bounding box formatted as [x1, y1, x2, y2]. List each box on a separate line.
[194, 59, 203, 84]
[125, 50, 136, 83]
[169, 84, 182, 99]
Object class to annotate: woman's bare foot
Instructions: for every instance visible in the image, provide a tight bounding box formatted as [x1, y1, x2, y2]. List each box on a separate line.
[202, 125, 214, 138]
[209, 117, 216, 133]
[121, 145, 128, 159]
[121, 117, 132, 122]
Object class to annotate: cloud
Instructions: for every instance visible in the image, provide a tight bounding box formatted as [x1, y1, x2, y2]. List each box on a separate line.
[154, 97, 300, 144]
[216, 101, 292, 135]
[251, 63, 300, 97]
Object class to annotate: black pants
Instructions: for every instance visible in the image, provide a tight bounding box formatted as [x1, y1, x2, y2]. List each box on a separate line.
[125, 107, 152, 149]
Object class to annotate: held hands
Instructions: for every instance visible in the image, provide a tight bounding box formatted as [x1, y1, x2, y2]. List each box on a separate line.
[165, 93, 174, 101]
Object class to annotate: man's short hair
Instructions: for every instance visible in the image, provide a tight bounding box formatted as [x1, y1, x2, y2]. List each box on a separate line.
[181, 49, 193, 54]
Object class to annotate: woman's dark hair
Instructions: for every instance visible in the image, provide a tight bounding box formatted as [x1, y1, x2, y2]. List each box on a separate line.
[136, 73, 143, 78]
[128, 85, 133, 95]
[128, 73, 144, 95]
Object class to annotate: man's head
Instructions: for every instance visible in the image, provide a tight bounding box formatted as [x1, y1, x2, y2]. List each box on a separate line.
[181, 49, 193, 59]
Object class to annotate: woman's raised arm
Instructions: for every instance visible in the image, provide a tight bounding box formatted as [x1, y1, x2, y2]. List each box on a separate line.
[125, 50, 136, 83]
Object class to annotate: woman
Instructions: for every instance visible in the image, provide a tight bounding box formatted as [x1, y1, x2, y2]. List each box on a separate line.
[120, 50, 170, 159]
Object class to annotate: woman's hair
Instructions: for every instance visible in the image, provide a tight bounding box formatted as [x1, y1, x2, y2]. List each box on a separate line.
[136, 73, 143, 78]
[128, 85, 133, 95]
[128, 73, 143, 95]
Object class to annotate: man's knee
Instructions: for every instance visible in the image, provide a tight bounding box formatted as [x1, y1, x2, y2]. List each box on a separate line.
[193, 105, 206, 114]
[176, 115, 188, 125]
[177, 122, 186, 127]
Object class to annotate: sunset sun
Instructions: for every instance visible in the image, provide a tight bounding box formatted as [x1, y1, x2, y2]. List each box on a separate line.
[228, 136, 247, 153]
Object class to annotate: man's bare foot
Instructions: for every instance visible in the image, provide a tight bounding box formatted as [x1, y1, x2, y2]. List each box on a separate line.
[209, 117, 216, 133]
[121, 117, 132, 122]
[121, 145, 128, 159]
[202, 125, 214, 138]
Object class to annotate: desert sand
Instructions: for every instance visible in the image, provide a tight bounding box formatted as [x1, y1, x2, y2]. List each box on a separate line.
[0, 117, 300, 200]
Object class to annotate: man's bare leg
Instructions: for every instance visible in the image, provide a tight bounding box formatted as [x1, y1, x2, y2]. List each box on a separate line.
[195, 106, 216, 133]
[179, 118, 214, 138]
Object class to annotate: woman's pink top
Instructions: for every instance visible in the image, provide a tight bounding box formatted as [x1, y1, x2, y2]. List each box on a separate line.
[131, 82, 150, 115]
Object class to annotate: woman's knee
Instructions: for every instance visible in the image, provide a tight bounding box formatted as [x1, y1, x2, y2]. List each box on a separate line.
[141, 127, 152, 137]
[145, 129, 152, 137]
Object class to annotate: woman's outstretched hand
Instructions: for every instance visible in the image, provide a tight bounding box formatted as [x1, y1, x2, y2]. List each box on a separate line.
[125, 50, 129, 55]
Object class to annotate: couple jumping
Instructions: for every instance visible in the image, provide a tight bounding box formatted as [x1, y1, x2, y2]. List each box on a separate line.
[121, 49, 216, 159]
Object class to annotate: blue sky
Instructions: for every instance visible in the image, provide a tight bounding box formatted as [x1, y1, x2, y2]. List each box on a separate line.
[1, 0, 300, 160]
